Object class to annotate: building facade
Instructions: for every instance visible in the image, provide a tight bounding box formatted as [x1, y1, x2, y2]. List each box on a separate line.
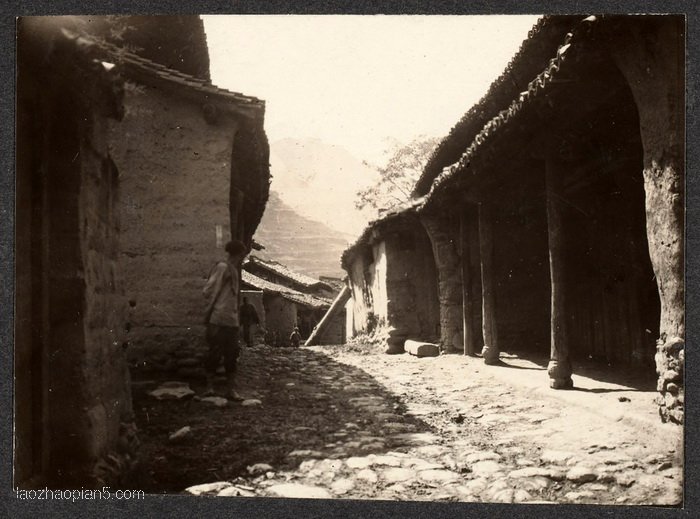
[343, 15, 685, 424]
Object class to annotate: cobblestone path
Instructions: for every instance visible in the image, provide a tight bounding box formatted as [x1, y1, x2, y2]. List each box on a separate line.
[134, 345, 682, 505]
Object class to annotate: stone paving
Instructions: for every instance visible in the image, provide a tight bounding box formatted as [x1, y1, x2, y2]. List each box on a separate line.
[165, 345, 682, 505]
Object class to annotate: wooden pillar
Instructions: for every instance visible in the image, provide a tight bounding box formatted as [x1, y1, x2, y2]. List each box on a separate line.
[478, 201, 499, 364]
[460, 205, 480, 356]
[545, 155, 573, 389]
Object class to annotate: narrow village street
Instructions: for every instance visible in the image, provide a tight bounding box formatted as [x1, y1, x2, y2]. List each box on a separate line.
[133, 344, 682, 506]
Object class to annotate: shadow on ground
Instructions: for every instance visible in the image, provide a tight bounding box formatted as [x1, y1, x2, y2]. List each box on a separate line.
[131, 345, 432, 493]
[493, 350, 656, 392]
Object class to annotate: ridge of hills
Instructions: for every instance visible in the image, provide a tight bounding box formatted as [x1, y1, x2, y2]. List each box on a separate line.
[253, 191, 354, 279]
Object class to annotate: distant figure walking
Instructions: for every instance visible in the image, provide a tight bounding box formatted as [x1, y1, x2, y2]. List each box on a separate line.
[289, 326, 302, 348]
[203, 240, 248, 400]
[240, 296, 260, 347]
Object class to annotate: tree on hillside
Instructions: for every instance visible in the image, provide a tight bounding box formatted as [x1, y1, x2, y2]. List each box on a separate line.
[355, 136, 440, 216]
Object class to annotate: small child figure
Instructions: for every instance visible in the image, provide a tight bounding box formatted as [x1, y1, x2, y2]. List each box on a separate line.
[289, 327, 301, 348]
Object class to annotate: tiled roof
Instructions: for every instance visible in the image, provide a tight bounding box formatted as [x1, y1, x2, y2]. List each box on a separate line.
[245, 255, 331, 290]
[421, 15, 600, 208]
[242, 271, 331, 310]
[340, 197, 424, 271]
[343, 15, 601, 268]
[63, 29, 265, 110]
[413, 15, 581, 197]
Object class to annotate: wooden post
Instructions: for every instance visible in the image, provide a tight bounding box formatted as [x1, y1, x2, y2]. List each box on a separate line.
[478, 201, 499, 364]
[545, 155, 573, 389]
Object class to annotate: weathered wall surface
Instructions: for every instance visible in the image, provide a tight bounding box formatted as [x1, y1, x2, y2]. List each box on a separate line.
[242, 290, 266, 330]
[319, 308, 346, 344]
[16, 30, 134, 486]
[346, 241, 388, 335]
[109, 85, 239, 374]
[384, 225, 440, 344]
[264, 295, 298, 345]
[78, 114, 134, 482]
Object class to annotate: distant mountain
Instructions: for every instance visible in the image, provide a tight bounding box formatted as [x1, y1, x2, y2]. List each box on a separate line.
[253, 192, 354, 279]
[269, 138, 377, 236]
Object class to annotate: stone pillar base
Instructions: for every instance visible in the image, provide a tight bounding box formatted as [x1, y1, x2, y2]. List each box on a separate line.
[482, 345, 499, 365]
[656, 337, 684, 424]
[385, 328, 407, 355]
[548, 359, 573, 389]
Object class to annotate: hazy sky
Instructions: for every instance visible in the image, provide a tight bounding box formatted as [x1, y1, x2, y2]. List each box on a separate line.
[203, 15, 541, 163]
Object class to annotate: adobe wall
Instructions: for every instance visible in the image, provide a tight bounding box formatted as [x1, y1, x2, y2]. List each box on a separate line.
[108, 85, 239, 375]
[346, 241, 388, 334]
[264, 295, 298, 345]
[16, 48, 134, 486]
[78, 117, 136, 486]
[384, 224, 440, 345]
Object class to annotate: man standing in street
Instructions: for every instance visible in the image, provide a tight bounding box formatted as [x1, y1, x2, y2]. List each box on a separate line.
[240, 296, 260, 347]
[203, 240, 248, 400]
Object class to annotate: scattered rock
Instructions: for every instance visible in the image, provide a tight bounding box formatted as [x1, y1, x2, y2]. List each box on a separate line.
[247, 463, 274, 476]
[201, 396, 228, 407]
[615, 472, 636, 487]
[418, 469, 460, 483]
[241, 399, 262, 407]
[372, 455, 403, 467]
[465, 451, 501, 463]
[566, 466, 598, 484]
[403, 458, 444, 471]
[513, 489, 532, 502]
[266, 483, 332, 499]
[346, 457, 372, 469]
[657, 461, 673, 472]
[470, 460, 502, 476]
[415, 445, 448, 457]
[516, 476, 550, 492]
[404, 340, 440, 357]
[383, 467, 416, 483]
[618, 396, 631, 402]
[508, 467, 551, 478]
[149, 383, 195, 400]
[331, 478, 355, 495]
[490, 488, 515, 503]
[540, 450, 574, 464]
[356, 469, 378, 483]
[566, 491, 595, 501]
[288, 450, 323, 458]
[168, 426, 192, 443]
[391, 432, 441, 445]
[218, 486, 256, 497]
[185, 481, 232, 495]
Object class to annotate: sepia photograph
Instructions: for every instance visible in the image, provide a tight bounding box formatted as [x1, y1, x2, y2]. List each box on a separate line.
[13, 11, 685, 510]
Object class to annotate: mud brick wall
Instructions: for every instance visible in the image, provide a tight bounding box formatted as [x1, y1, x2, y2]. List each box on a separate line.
[346, 241, 388, 335]
[18, 85, 132, 485]
[384, 225, 440, 344]
[78, 118, 134, 470]
[264, 295, 298, 345]
[109, 86, 240, 375]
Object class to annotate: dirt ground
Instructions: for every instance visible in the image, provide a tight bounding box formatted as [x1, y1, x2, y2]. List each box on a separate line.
[131, 344, 682, 506]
